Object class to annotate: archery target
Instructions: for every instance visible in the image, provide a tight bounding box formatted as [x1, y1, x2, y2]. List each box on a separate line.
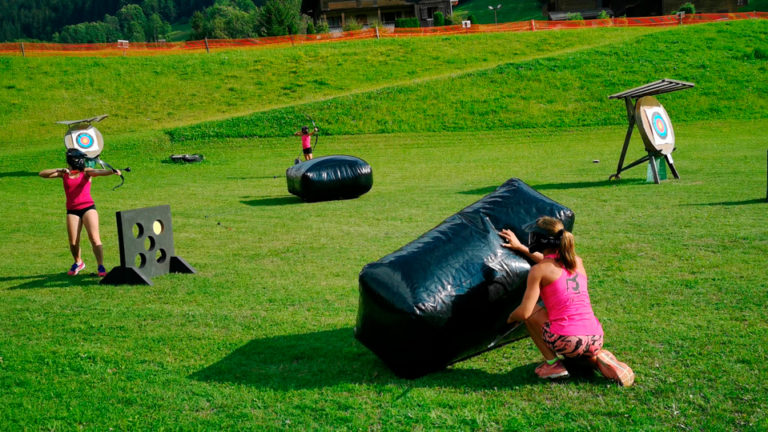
[64, 126, 103, 159]
[643, 107, 674, 146]
[635, 96, 676, 155]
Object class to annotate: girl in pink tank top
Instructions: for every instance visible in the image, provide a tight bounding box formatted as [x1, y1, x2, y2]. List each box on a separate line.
[499, 216, 635, 386]
[293, 125, 318, 162]
[40, 149, 121, 277]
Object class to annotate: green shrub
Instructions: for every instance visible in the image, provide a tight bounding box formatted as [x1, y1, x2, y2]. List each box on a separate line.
[343, 18, 362, 31]
[567, 12, 584, 20]
[597, 10, 610, 19]
[678, 2, 696, 14]
[433, 11, 445, 26]
[306, 21, 315, 34]
[395, 17, 420, 28]
[316, 17, 329, 33]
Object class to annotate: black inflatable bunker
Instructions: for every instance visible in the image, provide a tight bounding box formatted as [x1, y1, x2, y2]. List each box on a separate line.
[286, 155, 373, 202]
[355, 178, 574, 378]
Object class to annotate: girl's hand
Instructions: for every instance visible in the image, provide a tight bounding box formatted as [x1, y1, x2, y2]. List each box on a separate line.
[499, 229, 523, 251]
[59, 168, 70, 175]
[507, 314, 517, 324]
[113, 169, 121, 176]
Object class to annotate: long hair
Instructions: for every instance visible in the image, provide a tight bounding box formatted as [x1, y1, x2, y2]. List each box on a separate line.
[536, 216, 577, 270]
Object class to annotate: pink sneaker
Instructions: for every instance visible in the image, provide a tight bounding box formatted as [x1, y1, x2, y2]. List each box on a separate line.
[535, 360, 569, 379]
[67, 262, 85, 276]
[596, 350, 635, 387]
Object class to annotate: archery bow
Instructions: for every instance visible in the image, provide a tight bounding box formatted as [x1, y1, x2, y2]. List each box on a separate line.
[95, 157, 130, 190]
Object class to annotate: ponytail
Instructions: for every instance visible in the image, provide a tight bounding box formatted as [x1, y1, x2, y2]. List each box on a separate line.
[558, 230, 577, 270]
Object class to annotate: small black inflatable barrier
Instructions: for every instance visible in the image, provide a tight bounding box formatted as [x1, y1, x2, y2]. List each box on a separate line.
[286, 155, 373, 202]
[170, 154, 204, 163]
[355, 178, 574, 378]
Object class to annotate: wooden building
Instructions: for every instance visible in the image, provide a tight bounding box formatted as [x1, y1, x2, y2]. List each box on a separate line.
[302, 0, 454, 29]
[546, 0, 740, 19]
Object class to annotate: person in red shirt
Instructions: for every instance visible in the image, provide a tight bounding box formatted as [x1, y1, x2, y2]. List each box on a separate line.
[39, 149, 121, 277]
[293, 125, 318, 161]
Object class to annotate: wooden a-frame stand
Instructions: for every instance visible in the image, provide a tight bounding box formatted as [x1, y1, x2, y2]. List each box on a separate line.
[608, 79, 694, 184]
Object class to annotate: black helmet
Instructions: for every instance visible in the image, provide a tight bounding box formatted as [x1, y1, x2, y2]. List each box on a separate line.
[66, 148, 87, 171]
[301, 126, 309, 134]
[523, 219, 564, 253]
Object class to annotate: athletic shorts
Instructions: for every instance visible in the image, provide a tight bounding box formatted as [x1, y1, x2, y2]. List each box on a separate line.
[66, 205, 96, 218]
[303, 147, 313, 155]
[542, 322, 603, 358]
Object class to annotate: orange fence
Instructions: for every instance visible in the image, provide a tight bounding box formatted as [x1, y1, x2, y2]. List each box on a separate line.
[1, 12, 765, 57]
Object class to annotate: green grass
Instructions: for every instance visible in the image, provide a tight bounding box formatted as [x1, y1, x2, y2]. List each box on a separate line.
[454, 0, 545, 24]
[167, 20, 768, 141]
[0, 25, 660, 147]
[1, 20, 768, 430]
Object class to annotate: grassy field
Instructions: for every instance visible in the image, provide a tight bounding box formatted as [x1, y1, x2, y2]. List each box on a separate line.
[1, 20, 767, 430]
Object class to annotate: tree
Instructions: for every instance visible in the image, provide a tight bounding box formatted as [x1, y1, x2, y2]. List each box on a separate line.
[117, 4, 148, 40]
[433, 11, 444, 26]
[256, 0, 300, 36]
[145, 13, 167, 41]
[190, 3, 257, 39]
[678, 2, 696, 14]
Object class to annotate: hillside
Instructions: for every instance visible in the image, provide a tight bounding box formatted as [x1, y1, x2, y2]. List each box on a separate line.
[1, 25, 661, 147]
[167, 19, 768, 141]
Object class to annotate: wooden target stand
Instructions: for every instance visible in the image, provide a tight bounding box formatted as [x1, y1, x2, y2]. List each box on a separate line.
[608, 79, 694, 184]
[100, 205, 195, 286]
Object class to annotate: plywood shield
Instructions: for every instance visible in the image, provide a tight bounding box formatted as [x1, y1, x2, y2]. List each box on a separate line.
[635, 96, 675, 155]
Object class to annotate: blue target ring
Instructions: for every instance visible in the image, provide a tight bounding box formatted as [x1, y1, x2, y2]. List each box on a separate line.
[76, 132, 95, 149]
[652, 113, 668, 138]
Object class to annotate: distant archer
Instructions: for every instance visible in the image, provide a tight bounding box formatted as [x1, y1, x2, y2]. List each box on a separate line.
[294, 125, 319, 163]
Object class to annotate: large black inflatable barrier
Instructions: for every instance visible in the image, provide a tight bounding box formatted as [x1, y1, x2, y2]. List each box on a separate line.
[355, 178, 575, 378]
[286, 155, 373, 202]
[100, 205, 195, 286]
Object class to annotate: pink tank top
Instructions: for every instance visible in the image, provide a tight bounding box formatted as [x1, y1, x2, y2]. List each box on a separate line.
[301, 135, 312, 149]
[62, 172, 95, 210]
[539, 259, 603, 336]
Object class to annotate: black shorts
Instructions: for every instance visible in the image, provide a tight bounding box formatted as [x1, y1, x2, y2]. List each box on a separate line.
[67, 205, 96, 218]
[303, 147, 313, 155]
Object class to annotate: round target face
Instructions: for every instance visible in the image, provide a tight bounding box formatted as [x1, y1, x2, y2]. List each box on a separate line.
[652, 113, 668, 138]
[76, 132, 95, 149]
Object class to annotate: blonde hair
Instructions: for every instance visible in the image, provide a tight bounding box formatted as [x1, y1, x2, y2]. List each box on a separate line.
[536, 216, 577, 270]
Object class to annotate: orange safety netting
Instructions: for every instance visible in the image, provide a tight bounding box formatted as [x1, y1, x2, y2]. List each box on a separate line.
[1, 12, 765, 57]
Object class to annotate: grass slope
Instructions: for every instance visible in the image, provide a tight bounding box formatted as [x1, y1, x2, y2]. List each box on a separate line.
[167, 20, 768, 141]
[1, 20, 767, 430]
[0, 26, 659, 149]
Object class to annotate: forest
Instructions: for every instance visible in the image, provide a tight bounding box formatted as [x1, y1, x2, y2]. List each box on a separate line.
[0, 0, 309, 42]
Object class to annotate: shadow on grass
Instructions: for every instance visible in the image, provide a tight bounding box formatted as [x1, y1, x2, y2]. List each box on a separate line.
[228, 175, 285, 180]
[688, 198, 767, 206]
[459, 179, 646, 195]
[190, 327, 599, 391]
[0, 171, 38, 178]
[241, 196, 303, 206]
[1, 273, 102, 290]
